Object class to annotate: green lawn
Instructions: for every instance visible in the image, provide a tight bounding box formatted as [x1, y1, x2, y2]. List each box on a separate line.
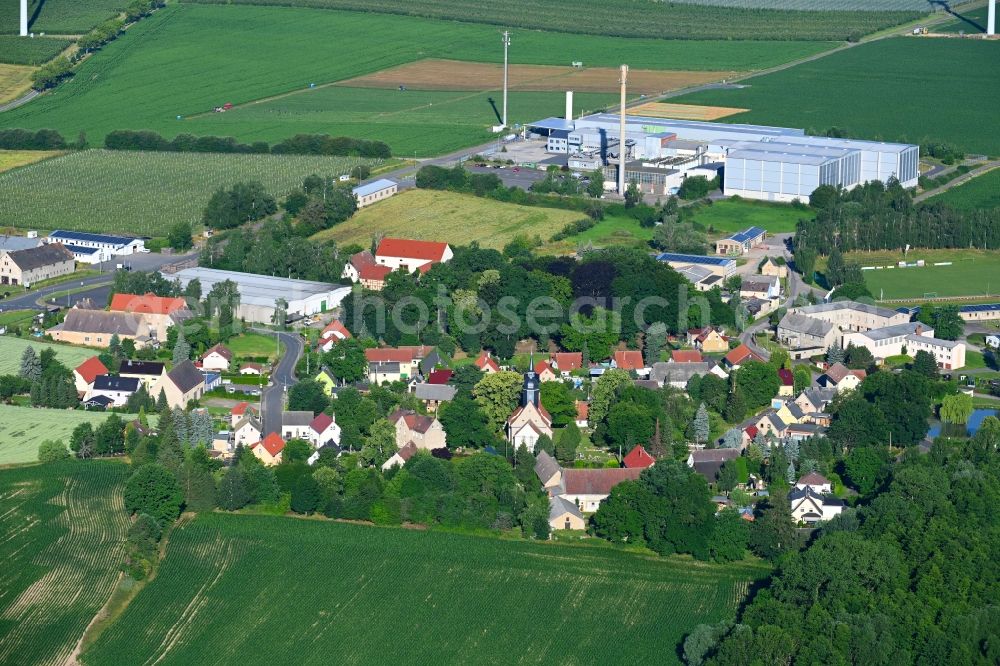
[676, 38, 1000, 155]
[964, 349, 988, 370]
[81, 512, 769, 665]
[227, 333, 284, 361]
[691, 198, 814, 235]
[928, 168, 1000, 211]
[0, 150, 380, 235]
[0, 405, 144, 465]
[0, 336, 96, 375]
[0, 310, 37, 327]
[2, 4, 837, 156]
[544, 214, 655, 253]
[861, 250, 1000, 300]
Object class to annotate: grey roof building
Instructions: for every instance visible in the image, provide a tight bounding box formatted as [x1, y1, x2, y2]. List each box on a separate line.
[167, 360, 204, 394]
[650, 361, 715, 387]
[92, 375, 140, 392]
[282, 411, 315, 427]
[413, 383, 457, 402]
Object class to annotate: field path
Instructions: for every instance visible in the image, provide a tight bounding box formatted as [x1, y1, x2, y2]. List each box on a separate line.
[914, 161, 1000, 203]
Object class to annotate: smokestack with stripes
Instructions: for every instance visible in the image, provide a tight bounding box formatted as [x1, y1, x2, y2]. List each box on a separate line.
[20, 0, 29, 36]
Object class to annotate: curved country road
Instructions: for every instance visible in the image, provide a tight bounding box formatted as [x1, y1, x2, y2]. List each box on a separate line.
[252, 328, 304, 436]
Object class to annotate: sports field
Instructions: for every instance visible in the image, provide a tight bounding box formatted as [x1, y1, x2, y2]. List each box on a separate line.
[1, 4, 835, 155]
[0, 149, 62, 172]
[927, 168, 1000, 211]
[0, 149, 381, 235]
[0, 336, 95, 375]
[81, 512, 769, 665]
[0, 461, 130, 666]
[676, 38, 1000, 155]
[313, 189, 587, 250]
[855, 249, 1000, 301]
[184, 0, 921, 41]
[690, 198, 815, 235]
[0, 405, 145, 464]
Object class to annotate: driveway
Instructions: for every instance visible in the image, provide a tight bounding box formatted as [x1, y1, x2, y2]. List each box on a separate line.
[253, 328, 304, 436]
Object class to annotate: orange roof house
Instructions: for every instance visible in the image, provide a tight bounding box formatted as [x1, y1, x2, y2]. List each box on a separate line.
[552, 352, 583, 373]
[671, 349, 704, 363]
[375, 238, 451, 263]
[74, 356, 108, 385]
[109, 293, 187, 315]
[614, 350, 646, 372]
[623, 444, 656, 469]
[251, 432, 285, 465]
[475, 351, 500, 373]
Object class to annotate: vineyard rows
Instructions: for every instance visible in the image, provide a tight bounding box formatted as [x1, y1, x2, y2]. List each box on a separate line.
[0, 461, 131, 666]
[82, 513, 769, 665]
[0, 149, 382, 236]
[185, 0, 922, 40]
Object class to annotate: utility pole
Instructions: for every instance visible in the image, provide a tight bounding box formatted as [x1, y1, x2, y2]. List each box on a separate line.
[618, 64, 628, 196]
[501, 31, 511, 129]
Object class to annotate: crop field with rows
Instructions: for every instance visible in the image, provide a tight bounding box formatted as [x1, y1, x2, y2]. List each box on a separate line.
[0, 36, 72, 65]
[0, 405, 148, 465]
[928, 169, 1000, 211]
[0, 461, 130, 666]
[0, 149, 381, 235]
[81, 512, 769, 665]
[185, 0, 921, 41]
[0, 0, 125, 36]
[676, 38, 1000, 155]
[1, 4, 833, 155]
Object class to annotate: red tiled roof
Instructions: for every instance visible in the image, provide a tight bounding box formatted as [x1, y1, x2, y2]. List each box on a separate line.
[375, 238, 450, 262]
[534, 360, 554, 375]
[202, 344, 233, 361]
[614, 350, 645, 371]
[797, 472, 830, 485]
[575, 401, 589, 421]
[427, 369, 453, 385]
[390, 409, 436, 434]
[623, 445, 656, 469]
[475, 351, 500, 372]
[745, 425, 758, 439]
[231, 401, 251, 415]
[778, 368, 794, 386]
[75, 356, 108, 385]
[366, 348, 417, 363]
[311, 412, 334, 434]
[397, 441, 418, 463]
[109, 293, 186, 316]
[725, 344, 760, 366]
[359, 263, 392, 282]
[241, 362, 263, 371]
[321, 320, 352, 340]
[256, 432, 285, 457]
[562, 468, 643, 495]
[671, 349, 703, 363]
[552, 352, 582, 371]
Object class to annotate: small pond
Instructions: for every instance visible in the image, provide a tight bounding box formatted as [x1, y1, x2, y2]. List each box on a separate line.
[927, 408, 998, 439]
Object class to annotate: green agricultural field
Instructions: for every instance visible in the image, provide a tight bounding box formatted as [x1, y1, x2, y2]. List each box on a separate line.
[0, 336, 96, 375]
[690, 198, 815, 235]
[0, 149, 381, 235]
[0, 461, 131, 666]
[936, 5, 991, 33]
[1, 4, 835, 155]
[0, 0, 124, 36]
[0, 36, 72, 65]
[928, 168, 1000, 211]
[81, 512, 769, 665]
[185, 0, 921, 41]
[314, 188, 589, 250]
[859, 250, 1000, 301]
[0, 405, 148, 464]
[676, 38, 1000, 155]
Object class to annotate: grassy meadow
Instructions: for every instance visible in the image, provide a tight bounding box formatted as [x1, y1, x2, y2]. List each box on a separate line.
[927, 168, 1000, 211]
[81, 512, 769, 665]
[0, 461, 131, 666]
[0, 406, 137, 464]
[1, 3, 835, 155]
[313, 189, 587, 249]
[676, 38, 1000, 155]
[690, 198, 814, 235]
[184, 0, 919, 41]
[0, 149, 381, 235]
[0, 336, 96, 375]
[0, 149, 63, 172]
[0, 63, 35, 104]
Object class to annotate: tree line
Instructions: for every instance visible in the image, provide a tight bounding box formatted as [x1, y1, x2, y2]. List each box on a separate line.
[104, 130, 391, 158]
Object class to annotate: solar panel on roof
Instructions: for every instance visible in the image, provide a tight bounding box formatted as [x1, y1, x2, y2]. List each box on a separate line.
[960, 303, 1000, 313]
[50, 230, 139, 246]
[727, 227, 766, 244]
[656, 253, 735, 266]
[63, 244, 101, 255]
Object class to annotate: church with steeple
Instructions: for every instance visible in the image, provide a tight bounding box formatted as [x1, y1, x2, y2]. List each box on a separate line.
[506, 354, 553, 453]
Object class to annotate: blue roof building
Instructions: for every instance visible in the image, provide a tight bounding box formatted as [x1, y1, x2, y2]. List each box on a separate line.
[656, 252, 736, 278]
[716, 226, 766, 256]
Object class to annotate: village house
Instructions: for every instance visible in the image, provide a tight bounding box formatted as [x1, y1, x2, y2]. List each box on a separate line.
[374, 237, 453, 274]
[623, 444, 656, 469]
[109, 293, 191, 341]
[48, 309, 153, 348]
[789, 486, 845, 524]
[794, 387, 837, 416]
[556, 467, 644, 513]
[365, 346, 429, 381]
[389, 409, 447, 451]
[549, 496, 586, 531]
[152, 360, 206, 409]
[200, 344, 233, 372]
[252, 433, 285, 466]
[759, 257, 788, 279]
[650, 361, 720, 390]
[232, 414, 263, 448]
[687, 327, 729, 353]
[309, 412, 341, 448]
[281, 411, 315, 442]
[821, 362, 866, 393]
[381, 441, 418, 472]
[239, 362, 264, 376]
[412, 383, 457, 413]
[796, 472, 833, 495]
[317, 320, 352, 351]
[687, 449, 740, 483]
[723, 344, 763, 371]
[671, 349, 704, 363]
[369, 361, 402, 385]
[0, 243, 75, 287]
[426, 368, 452, 385]
[230, 401, 258, 427]
[342, 250, 393, 291]
[474, 350, 501, 373]
[740, 275, 781, 301]
[314, 368, 337, 395]
[506, 358, 553, 453]
[73, 356, 108, 395]
[85, 375, 139, 407]
[575, 401, 589, 429]
[613, 350, 648, 376]
[118, 359, 165, 391]
[534, 358, 559, 382]
[551, 352, 583, 375]
[777, 368, 794, 397]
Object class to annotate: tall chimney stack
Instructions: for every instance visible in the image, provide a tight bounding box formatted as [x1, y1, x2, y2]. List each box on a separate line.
[989, 0, 996, 36]
[618, 65, 628, 196]
[565, 90, 574, 121]
[20, 0, 29, 36]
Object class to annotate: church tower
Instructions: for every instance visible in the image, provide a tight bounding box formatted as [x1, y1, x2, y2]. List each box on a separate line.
[522, 353, 540, 407]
